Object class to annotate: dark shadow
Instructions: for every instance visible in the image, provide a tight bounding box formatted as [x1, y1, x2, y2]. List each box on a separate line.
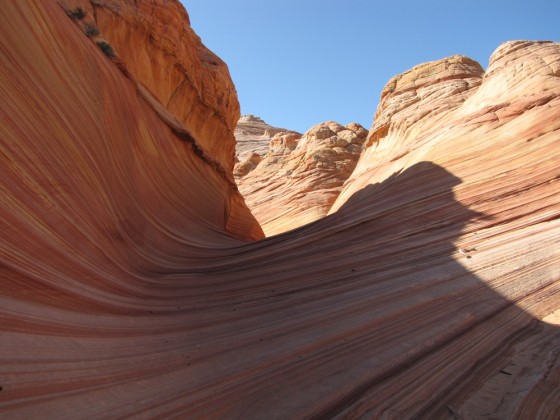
[327, 161, 487, 263]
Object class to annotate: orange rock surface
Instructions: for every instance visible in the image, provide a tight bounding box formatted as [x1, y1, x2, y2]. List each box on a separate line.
[58, 0, 240, 170]
[237, 121, 367, 236]
[1, 1, 560, 418]
[333, 43, 560, 211]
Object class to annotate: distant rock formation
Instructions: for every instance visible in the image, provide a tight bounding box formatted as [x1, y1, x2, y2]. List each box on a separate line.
[237, 121, 367, 235]
[332, 41, 560, 211]
[234, 114, 299, 163]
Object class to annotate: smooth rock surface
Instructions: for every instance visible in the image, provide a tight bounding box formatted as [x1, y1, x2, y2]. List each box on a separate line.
[1, 2, 560, 418]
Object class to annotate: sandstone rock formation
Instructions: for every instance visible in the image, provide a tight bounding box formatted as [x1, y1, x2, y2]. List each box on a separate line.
[324, 41, 560, 417]
[333, 43, 560, 211]
[234, 114, 297, 162]
[58, 0, 240, 170]
[233, 151, 262, 177]
[1, 1, 560, 418]
[237, 121, 368, 235]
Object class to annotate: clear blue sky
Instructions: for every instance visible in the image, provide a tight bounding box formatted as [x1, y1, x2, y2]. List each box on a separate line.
[181, 0, 559, 133]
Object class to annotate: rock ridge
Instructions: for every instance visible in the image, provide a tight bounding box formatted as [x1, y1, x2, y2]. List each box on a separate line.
[234, 114, 298, 164]
[333, 40, 560, 211]
[59, 0, 241, 170]
[367, 55, 484, 147]
[237, 121, 367, 235]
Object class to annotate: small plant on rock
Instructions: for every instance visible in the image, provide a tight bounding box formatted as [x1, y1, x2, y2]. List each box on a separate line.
[84, 23, 100, 37]
[68, 7, 86, 20]
[96, 40, 115, 58]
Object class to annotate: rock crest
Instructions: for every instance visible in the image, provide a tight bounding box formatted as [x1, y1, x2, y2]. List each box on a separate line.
[237, 121, 367, 235]
[234, 114, 298, 164]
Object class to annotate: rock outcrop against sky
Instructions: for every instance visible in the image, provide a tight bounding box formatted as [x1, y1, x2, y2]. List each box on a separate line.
[234, 114, 297, 162]
[1, 1, 560, 418]
[58, 0, 241, 171]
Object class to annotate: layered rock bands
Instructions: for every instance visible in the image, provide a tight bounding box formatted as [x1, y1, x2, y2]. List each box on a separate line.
[1, 1, 559, 418]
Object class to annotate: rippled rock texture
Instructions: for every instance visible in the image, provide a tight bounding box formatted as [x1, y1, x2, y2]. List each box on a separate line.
[234, 114, 297, 163]
[237, 121, 368, 236]
[1, 1, 560, 418]
[333, 43, 560, 210]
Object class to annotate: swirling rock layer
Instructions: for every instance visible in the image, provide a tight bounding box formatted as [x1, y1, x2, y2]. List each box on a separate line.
[58, 0, 240, 170]
[1, 2, 560, 419]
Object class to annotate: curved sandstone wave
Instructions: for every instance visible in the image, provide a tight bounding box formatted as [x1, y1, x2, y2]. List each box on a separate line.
[58, 0, 240, 170]
[1, 1, 560, 418]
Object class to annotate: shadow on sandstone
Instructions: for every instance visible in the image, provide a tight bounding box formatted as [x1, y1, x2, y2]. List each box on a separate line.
[241, 161, 559, 418]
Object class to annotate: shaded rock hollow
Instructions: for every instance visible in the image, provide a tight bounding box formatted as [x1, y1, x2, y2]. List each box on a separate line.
[1, 1, 560, 418]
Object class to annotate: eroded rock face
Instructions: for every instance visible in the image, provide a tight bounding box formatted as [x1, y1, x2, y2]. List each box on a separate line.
[234, 114, 297, 163]
[366, 55, 484, 147]
[237, 121, 368, 235]
[58, 0, 240, 170]
[333, 41, 560, 210]
[1, 2, 560, 417]
[0, 0, 264, 271]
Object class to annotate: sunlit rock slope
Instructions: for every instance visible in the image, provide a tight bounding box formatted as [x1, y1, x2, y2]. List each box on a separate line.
[234, 114, 297, 162]
[58, 0, 240, 170]
[237, 121, 367, 236]
[1, 1, 560, 418]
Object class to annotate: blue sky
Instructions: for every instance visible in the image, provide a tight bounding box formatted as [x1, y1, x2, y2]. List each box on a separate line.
[181, 0, 559, 133]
